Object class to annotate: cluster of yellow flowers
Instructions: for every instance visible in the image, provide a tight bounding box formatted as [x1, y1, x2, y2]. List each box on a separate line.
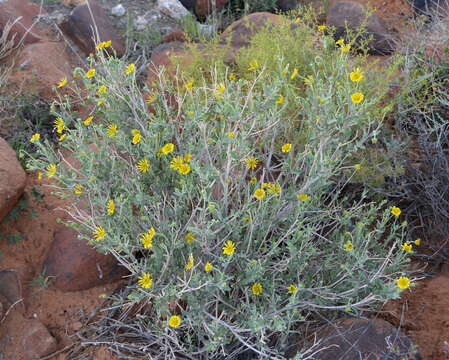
[170, 154, 191, 175]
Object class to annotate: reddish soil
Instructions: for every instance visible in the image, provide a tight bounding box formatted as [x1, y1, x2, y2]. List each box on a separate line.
[0, 175, 120, 359]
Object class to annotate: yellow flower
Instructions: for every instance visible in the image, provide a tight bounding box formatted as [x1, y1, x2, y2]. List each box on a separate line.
[97, 98, 105, 106]
[37, 171, 43, 180]
[93, 226, 106, 241]
[391, 206, 401, 217]
[53, 117, 65, 134]
[140, 227, 155, 248]
[58, 134, 67, 141]
[281, 143, 292, 153]
[317, 25, 327, 31]
[160, 143, 175, 155]
[178, 163, 191, 175]
[83, 116, 94, 126]
[250, 177, 257, 185]
[74, 184, 84, 195]
[335, 38, 344, 46]
[30, 133, 40, 143]
[145, 94, 156, 103]
[170, 156, 184, 171]
[106, 124, 118, 137]
[349, 68, 364, 82]
[414, 238, 421, 246]
[183, 153, 192, 163]
[251, 282, 263, 296]
[288, 285, 298, 294]
[185, 233, 195, 244]
[304, 75, 314, 86]
[97, 85, 107, 94]
[125, 63, 135, 75]
[131, 129, 142, 144]
[137, 158, 150, 173]
[106, 200, 115, 215]
[262, 182, 281, 195]
[244, 157, 259, 170]
[215, 82, 225, 95]
[228, 73, 236, 81]
[168, 315, 181, 328]
[248, 59, 260, 71]
[253, 188, 266, 200]
[344, 241, 353, 251]
[85, 68, 96, 78]
[223, 240, 235, 255]
[227, 131, 236, 138]
[351, 92, 364, 104]
[341, 44, 351, 53]
[184, 79, 194, 91]
[138, 273, 152, 289]
[354, 163, 362, 171]
[56, 77, 68, 88]
[401, 242, 413, 253]
[297, 193, 309, 201]
[204, 262, 213, 272]
[275, 95, 284, 104]
[184, 255, 194, 270]
[290, 68, 299, 79]
[397, 276, 411, 290]
[96, 40, 112, 50]
[46, 164, 57, 178]
[292, 18, 301, 24]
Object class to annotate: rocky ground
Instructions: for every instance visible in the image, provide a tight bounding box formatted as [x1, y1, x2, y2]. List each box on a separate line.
[0, 0, 448, 359]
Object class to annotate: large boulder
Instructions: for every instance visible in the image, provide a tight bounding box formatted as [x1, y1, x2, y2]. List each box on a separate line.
[219, 12, 287, 49]
[7, 41, 74, 100]
[179, 0, 230, 18]
[0, 0, 47, 47]
[59, 0, 126, 57]
[312, 318, 420, 360]
[43, 226, 128, 292]
[0, 137, 27, 223]
[326, 1, 396, 55]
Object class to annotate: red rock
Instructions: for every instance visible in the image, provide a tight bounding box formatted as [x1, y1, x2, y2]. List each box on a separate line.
[162, 29, 188, 43]
[59, 0, 126, 57]
[43, 226, 128, 292]
[194, 0, 229, 18]
[0, 0, 47, 46]
[0, 308, 58, 360]
[0, 137, 27, 223]
[219, 12, 287, 49]
[7, 41, 74, 100]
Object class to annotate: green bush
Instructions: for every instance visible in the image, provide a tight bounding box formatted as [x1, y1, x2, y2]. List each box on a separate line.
[26, 19, 413, 359]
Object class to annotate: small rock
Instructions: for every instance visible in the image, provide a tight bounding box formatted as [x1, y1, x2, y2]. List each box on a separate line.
[59, 0, 126, 57]
[277, 0, 299, 11]
[0, 137, 27, 223]
[157, 0, 190, 19]
[111, 4, 126, 17]
[161, 29, 187, 43]
[135, 15, 149, 30]
[326, 1, 396, 55]
[43, 226, 128, 292]
[308, 318, 420, 360]
[0, 270, 22, 307]
[0, 308, 58, 360]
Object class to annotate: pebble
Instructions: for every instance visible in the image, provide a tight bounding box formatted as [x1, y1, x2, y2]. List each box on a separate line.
[111, 4, 126, 17]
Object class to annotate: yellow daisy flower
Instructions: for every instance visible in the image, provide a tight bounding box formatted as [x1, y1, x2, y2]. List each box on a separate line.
[253, 188, 266, 200]
[159, 143, 175, 155]
[140, 227, 155, 249]
[414, 238, 421, 246]
[288, 285, 298, 294]
[397, 276, 411, 290]
[168, 315, 181, 328]
[351, 92, 364, 104]
[204, 262, 213, 272]
[125, 63, 135, 75]
[56, 77, 68, 88]
[93, 226, 106, 241]
[184, 255, 194, 270]
[137, 158, 150, 173]
[248, 59, 260, 71]
[53, 117, 65, 134]
[343, 241, 353, 251]
[244, 157, 259, 170]
[46, 164, 57, 178]
[138, 273, 152, 289]
[185, 233, 195, 244]
[401, 242, 413, 253]
[251, 282, 263, 295]
[106, 124, 118, 137]
[290, 68, 299, 79]
[349, 68, 364, 82]
[131, 129, 142, 144]
[106, 200, 115, 215]
[281, 143, 292, 153]
[83, 116, 94, 126]
[97, 85, 107, 94]
[297, 193, 309, 201]
[85, 68, 96, 78]
[391, 206, 401, 217]
[30, 133, 40, 143]
[223, 240, 235, 255]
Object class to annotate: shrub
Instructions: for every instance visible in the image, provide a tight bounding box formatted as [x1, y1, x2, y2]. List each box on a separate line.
[26, 18, 411, 359]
